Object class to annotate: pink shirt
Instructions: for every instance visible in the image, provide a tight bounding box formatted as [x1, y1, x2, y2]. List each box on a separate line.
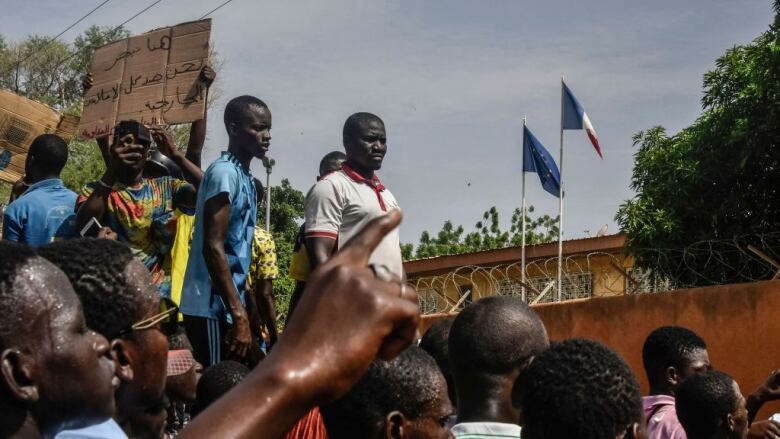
[643, 395, 687, 439]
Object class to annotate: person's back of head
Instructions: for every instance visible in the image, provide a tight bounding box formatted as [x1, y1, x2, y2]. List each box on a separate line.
[26, 133, 68, 181]
[521, 338, 645, 439]
[0, 241, 116, 437]
[39, 238, 169, 424]
[642, 326, 710, 396]
[419, 316, 457, 407]
[319, 150, 346, 178]
[448, 296, 548, 422]
[193, 360, 249, 416]
[676, 370, 748, 439]
[321, 345, 453, 439]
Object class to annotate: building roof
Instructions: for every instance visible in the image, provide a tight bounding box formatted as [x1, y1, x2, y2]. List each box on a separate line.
[404, 233, 627, 278]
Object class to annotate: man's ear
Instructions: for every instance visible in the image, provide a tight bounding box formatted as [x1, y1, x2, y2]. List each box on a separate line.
[666, 366, 680, 388]
[227, 121, 238, 137]
[385, 411, 406, 439]
[725, 412, 736, 433]
[110, 339, 133, 383]
[619, 422, 642, 439]
[0, 349, 39, 403]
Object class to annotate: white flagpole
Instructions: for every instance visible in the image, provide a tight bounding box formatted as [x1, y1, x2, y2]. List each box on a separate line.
[557, 77, 564, 302]
[521, 116, 527, 303]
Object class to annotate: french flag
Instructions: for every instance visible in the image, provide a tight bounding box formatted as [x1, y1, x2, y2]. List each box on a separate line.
[562, 81, 603, 159]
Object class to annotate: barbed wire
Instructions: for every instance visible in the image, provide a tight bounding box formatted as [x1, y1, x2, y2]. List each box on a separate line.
[411, 232, 780, 315]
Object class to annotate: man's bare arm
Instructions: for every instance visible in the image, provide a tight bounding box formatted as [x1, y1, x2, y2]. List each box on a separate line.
[306, 237, 337, 271]
[202, 194, 251, 359]
[253, 279, 278, 345]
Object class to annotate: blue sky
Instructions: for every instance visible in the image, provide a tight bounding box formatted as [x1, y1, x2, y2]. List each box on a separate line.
[3, 0, 775, 245]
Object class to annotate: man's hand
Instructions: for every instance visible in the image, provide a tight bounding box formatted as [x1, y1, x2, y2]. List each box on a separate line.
[749, 420, 780, 439]
[227, 309, 252, 359]
[272, 209, 419, 403]
[149, 126, 180, 159]
[753, 370, 780, 403]
[199, 65, 216, 88]
[96, 227, 117, 240]
[105, 134, 144, 177]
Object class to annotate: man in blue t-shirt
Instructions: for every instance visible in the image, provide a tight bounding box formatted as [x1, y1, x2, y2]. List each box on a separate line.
[181, 95, 272, 367]
[3, 134, 77, 246]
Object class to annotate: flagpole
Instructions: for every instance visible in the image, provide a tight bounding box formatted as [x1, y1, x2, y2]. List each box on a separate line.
[557, 77, 564, 302]
[521, 116, 527, 303]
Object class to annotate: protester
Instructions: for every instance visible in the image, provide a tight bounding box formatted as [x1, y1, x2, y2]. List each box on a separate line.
[321, 345, 454, 439]
[420, 316, 457, 409]
[642, 326, 712, 439]
[676, 371, 748, 439]
[286, 150, 346, 320]
[191, 361, 249, 417]
[304, 113, 403, 281]
[180, 95, 272, 367]
[39, 239, 173, 437]
[2, 134, 76, 246]
[521, 338, 646, 439]
[179, 210, 420, 438]
[165, 330, 203, 436]
[0, 241, 120, 438]
[247, 178, 279, 350]
[74, 122, 203, 299]
[448, 296, 548, 438]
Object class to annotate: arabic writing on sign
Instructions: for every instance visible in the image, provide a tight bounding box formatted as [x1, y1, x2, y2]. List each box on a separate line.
[78, 19, 211, 140]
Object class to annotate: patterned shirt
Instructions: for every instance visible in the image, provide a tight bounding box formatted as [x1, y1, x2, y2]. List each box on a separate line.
[248, 226, 278, 286]
[452, 422, 521, 438]
[77, 176, 192, 298]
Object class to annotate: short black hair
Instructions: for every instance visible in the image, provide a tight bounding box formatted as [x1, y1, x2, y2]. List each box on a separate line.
[642, 326, 707, 386]
[193, 360, 249, 416]
[419, 316, 456, 406]
[28, 134, 68, 176]
[168, 327, 191, 351]
[0, 242, 39, 340]
[449, 296, 547, 378]
[343, 112, 383, 139]
[322, 345, 445, 438]
[676, 370, 738, 439]
[319, 150, 346, 177]
[223, 95, 267, 130]
[38, 239, 141, 339]
[521, 338, 642, 439]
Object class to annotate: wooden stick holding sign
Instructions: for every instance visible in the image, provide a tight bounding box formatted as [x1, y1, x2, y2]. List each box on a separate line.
[78, 19, 212, 140]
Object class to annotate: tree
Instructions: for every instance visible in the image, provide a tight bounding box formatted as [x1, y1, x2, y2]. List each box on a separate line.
[406, 205, 558, 260]
[615, 1, 780, 285]
[257, 178, 305, 321]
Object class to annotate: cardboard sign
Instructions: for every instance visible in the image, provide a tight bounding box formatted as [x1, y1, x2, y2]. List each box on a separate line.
[0, 90, 79, 184]
[78, 19, 211, 140]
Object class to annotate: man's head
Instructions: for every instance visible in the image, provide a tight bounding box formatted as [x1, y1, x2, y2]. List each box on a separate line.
[193, 360, 249, 417]
[318, 150, 347, 179]
[448, 296, 548, 421]
[642, 326, 711, 396]
[112, 120, 153, 177]
[419, 316, 457, 407]
[39, 239, 168, 422]
[224, 95, 271, 160]
[676, 370, 748, 439]
[0, 242, 116, 436]
[521, 338, 646, 439]
[24, 134, 68, 183]
[342, 112, 386, 174]
[166, 330, 202, 404]
[322, 345, 454, 439]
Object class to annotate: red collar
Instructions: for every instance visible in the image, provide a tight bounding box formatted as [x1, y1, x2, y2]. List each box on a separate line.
[341, 163, 385, 192]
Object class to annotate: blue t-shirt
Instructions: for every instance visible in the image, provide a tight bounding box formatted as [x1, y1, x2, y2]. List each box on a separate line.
[54, 418, 128, 438]
[2, 178, 77, 247]
[180, 152, 257, 321]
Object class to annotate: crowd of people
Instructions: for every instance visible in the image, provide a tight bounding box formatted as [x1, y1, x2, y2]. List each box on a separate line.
[1, 64, 779, 439]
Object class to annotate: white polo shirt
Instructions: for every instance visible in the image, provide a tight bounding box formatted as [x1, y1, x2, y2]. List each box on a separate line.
[304, 164, 403, 278]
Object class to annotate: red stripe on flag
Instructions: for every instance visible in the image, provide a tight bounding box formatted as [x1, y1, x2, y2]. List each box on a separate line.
[586, 129, 603, 159]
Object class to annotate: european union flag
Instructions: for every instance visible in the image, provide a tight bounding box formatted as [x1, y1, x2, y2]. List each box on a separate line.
[523, 125, 561, 198]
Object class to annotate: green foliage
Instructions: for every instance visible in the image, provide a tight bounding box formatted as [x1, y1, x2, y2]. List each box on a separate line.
[257, 178, 305, 322]
[407, 205, 558, 260]
[60, 140, 105, 192]
[615, 1, 780, 285]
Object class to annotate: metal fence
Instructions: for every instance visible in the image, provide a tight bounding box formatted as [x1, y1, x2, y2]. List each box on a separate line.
[410, 233, 780, 315]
